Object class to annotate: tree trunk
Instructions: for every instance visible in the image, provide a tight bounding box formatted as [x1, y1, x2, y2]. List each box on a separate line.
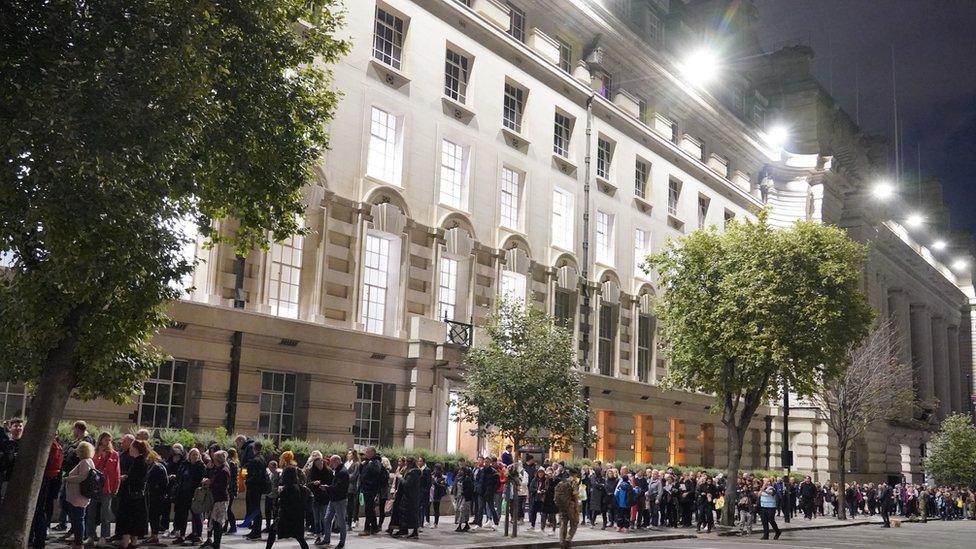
[836, 446, 847, 520]
[723, 423, 744, 526]
[0, 323, 80, 548]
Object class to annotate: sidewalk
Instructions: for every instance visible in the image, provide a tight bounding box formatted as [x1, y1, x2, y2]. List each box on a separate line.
[715, 513, 884, 537]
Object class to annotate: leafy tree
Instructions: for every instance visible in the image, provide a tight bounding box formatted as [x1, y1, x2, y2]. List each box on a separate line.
[0, 1, 349, 545]
[924, 413, 976, 487]
[646, 212, 874, 525]
[453, 298, 592, 457]
[809, 320, 914, 519]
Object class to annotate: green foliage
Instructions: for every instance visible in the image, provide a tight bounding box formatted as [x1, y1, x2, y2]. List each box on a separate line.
[454, 298, 593, 453]
[924, 413, 976, 486]
[0, 0, 350, 403]
[158, 429, 197, 449]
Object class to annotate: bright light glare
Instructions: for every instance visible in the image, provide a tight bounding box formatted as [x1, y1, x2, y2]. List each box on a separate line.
[764, 125, 789, 149]
[932, 240, 947, 251]
[951, 259, 968, 271]
[872, 182, 895, 200]
[905, 213, 924, 227]
[680, 48, 720, 86]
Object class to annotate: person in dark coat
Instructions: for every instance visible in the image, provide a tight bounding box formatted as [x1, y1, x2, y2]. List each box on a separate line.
[172, 447, 206, 544]
[358, 447, 386, 535]
[417, 457, 432, 527]
[266, 466, 311, 549]
[799, 476, 817, 519]
[145, 453, 169, 545]
[244, 441, 268, 540]
[392, 458, 421, 539]
[116, 440, 150, 549]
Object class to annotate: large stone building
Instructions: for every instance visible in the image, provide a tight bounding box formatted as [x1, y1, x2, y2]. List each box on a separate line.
[4, 0, 973, 481]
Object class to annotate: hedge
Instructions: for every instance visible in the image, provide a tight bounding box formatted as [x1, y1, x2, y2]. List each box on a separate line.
[56, 421, 806, 479]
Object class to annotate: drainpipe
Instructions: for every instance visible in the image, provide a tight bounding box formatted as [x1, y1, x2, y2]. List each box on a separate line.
[580, 93, 595, 457]
[226, 254, 246, 432]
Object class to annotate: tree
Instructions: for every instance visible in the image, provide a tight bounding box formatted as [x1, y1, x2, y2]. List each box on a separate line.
[646, 212, 874, 525]
[454, 298, 593, 458]
[0, 2, 349, 545]
[924, 413, 976, 487]
[808, 320, 914, 519]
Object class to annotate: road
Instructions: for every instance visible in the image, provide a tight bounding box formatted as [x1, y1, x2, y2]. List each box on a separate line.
[630, 520, 976, 549]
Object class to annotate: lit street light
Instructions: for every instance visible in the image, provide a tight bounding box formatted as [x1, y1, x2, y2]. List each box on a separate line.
[763, 125, 789, 149]
[952, 259, 968, 271]
[872, 181, 895, 200]
[906, 213, 924, 227]
[932, 240, 947, 251]
[679, 47, 720, 87]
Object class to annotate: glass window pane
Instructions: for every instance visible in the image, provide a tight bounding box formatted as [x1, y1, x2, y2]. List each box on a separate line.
[158, 361, 172, 381]
[174, 361, 188, 382]
[171, 384, 186, 407]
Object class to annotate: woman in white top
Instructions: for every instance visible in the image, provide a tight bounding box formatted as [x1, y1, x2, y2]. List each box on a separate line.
[64, 441, 95, 549]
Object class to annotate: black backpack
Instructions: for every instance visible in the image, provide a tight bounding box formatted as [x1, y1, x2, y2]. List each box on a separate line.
[80, 467, 105, 499]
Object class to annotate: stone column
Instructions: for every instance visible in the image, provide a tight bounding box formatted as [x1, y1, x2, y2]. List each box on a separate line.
[948, 325, 961, 413]
[909, 305, 935, 403]
[931, 316, 951, 419]
[887, 289, 913, 372]
[962, 303, 976, 414]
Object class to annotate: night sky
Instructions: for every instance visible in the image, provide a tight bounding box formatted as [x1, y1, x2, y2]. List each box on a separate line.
[752, 0, 976, 237]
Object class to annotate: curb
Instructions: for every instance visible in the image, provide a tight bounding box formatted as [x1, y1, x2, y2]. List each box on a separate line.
[473, 533, 697, 548]
[716, 519, 883, 536]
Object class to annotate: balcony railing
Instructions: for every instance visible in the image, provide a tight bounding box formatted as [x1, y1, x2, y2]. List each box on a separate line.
[445, 317, 473, 347]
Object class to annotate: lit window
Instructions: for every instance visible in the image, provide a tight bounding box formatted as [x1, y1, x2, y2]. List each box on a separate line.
[444, 49, 470, 103]
[500, 270, 527, 307]
[0, 382, 28, 421]
[635, 159, 650, 199]
[598, 304, 617, 376]
[268, 227, 303, 319]
[439, 139, 466, 209]
[373, 7, 404, 70]
[557, 38, 573, 72]
[500, 167, 522, 230]
[668, 179, 681, 217]
[634, 229, 649, 278]
[596, 138, 613, 180]
[507, 2, 525, 42]
[595, 210, 614, 266]
[553, 112, 573, 157]
[259, 372, 296, 443]
[438, 257, 459, 321]
[503, 82, 526, 133]
[354, 381, 383, 447]
[698, 195, 710, 229]
[367, 106, 400, 185]
[551, 188, 574, 249]
[637, 314, 654, 383]
[139, 359, 187, 429]
[361, 234, 392, 335]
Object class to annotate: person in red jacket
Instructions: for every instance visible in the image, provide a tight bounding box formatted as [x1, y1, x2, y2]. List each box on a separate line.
[30, 439, 64, 549]
[85, 432, 120, 544]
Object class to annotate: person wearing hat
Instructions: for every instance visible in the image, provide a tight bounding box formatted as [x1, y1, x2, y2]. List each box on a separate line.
[759, 483, 781, 540]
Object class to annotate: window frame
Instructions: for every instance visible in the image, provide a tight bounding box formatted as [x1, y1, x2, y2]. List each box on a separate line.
[668, 178, 682, 217]
[502, 81, 526, 134]
[499, 166, 523, 230]
[437, 256, 459, 321]
[636, 314, 653, 383]
[259, 371, 297, 443]
[553, 111, 574, 158]
[634, 228, 650, 279]
[438, 138, 468, 209]
[507, 2, 526, 42]
[353, 381, 384, 447]
[595, 210, 614, 266]
[373, 6, 405, 70]
[598, 303, 617, 376]
[635, 158, 650, 199]
[267, 224, 304, 319]
[366, 105, 403, 185]
[557, 38, 573, 73]
[551, 187, 574, 250]
[500, 270, 527, 308]
[139, 359, 188, 430]
[444, 48, 471, 104]
[698, 195, 710, 230]
[596, 137, 614, 180]
[0, 381, 28, 422]
[361, 231, 402, 336]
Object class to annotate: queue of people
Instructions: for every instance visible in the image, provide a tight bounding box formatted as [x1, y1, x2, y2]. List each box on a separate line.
[3, 418, 976, 549]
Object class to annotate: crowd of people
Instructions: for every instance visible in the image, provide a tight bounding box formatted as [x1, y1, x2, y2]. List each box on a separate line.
[3, 421, 976, 549]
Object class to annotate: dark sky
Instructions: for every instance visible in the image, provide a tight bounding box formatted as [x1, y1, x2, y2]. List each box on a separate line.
[752, 0, 976, 236]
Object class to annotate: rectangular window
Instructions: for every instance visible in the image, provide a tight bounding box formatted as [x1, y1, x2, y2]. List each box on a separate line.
[598, 304, 616, 376]
[557, 38, 573, 72]
[507, 2, 525, 42]
[637, 315, 653, 382]
[444, 49, 470, 103]
[367, 106, 400, 184]
[553, 112, 573, 157]
[0, 382, 28, 421]
[554, 289, 575, 329]
[724, 209, 735, 229]
[259, 371, 296, 442]
[596, 138, 613, 180]
[438, 257, 459, 321]
[598, 73, 612, 99]
[139, 359, 188, 429]
[595, 210, 614, 266]
[698, 195, 710, 229]
[668, 179, 681, 217]
[373, 7, 404, 70]
[499, 167, 522, 230]
[635, 159, 650, 199]
[634, 228, 649, 278]
[500, 271, 527, 307]
[439, 139, 466, 208]
[551, 188, 573, 249]
[268, 229, 303, 319]
[361, 234, 392, 335]
[637, 96, 648, 122]
[503, 82, 525, 133]
[354, 381, 383, 447]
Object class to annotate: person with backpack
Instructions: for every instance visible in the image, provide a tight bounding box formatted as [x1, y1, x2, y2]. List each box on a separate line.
[84, 432, 119, 546]
[614, 467, 637, 533]
[55, 421, 94, 536]
[735, 478, 756, 536]
[265, 466, 311, 549]
[116, 440, 151, 549]
[63, 440, 95, 549]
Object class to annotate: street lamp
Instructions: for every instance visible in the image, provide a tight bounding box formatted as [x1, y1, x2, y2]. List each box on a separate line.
[762, 125, 790, 150]
[679, 47, 720, 87]
[905, 213, 924, 228]
[952, 259, 968, 271]
[872, 181, 895, 200]
[932, 240, 947, 251]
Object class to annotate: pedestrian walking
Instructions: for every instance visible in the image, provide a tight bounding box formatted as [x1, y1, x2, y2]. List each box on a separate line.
[555, 470, 581, 549]
[265, 466, 311, 549]
[322, 454, 350, 548]
[759, 484, 781, 540]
